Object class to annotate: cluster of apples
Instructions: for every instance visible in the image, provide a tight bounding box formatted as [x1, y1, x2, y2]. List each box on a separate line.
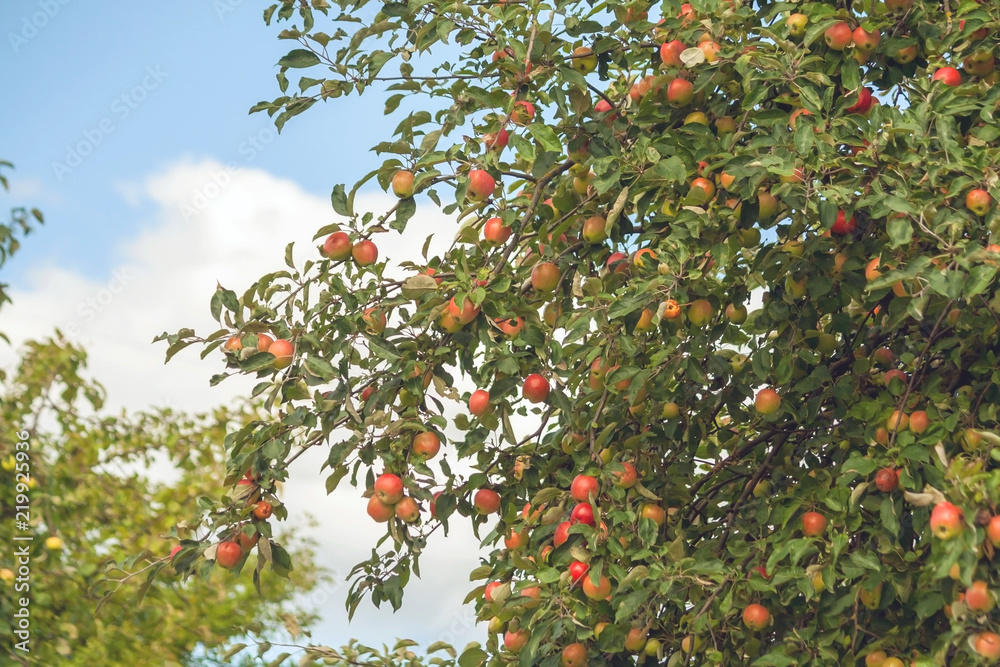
[223, 332, 295, 370]
[320, 230, 379, 267]
[206, 475, 276, 570]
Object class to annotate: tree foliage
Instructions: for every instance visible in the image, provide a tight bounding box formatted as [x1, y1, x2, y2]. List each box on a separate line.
[0, 338, 323, 665]
[162, 0, 1000, 664]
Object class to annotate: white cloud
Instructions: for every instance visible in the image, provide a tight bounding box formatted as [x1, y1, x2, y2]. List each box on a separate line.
[0, 159, 488, 650]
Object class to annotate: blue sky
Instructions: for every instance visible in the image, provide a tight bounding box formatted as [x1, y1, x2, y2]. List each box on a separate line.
[1, 0, 490, 657]
[2, 0, 403, 283]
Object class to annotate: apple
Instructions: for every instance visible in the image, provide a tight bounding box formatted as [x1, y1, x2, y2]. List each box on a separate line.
[510, 100, 535, 126]
[570, 46, 597, 73]
[660, 40, 686, 67]
[865, 650, 887, 666]
[987, 515, 1000, 546]
[474, 488, 501, 514]
[677, 2, 695, 23]
[483, 217, 512, 244]
[367, 497, 394, 521]
[891, 44, 918, 64]
[606, 251, 629, 274]
[447, 297, 481, 325]
[831, 211, 857, 235]
[391, 496, 418, 523]
[624, 627, 648, 652]
[689, 177, 716, 203]
[216, 541, 243, 569]
[496, 316, 524, 337]
[967, 189, 992, 217]
[561, 643, 588, 667]
[568, 560, 589, 583]
[883, 369, 907, 386]
[391, 169, 414, 198]
[482, 128, 508, 152]
[252, 500, 273, 520]
[570, 502, 595, 526]
[875, 467, 898, 492]
[571, 474, 599, 502]
[322, 231, 353, 260]
[374, 473, 404, 504]
[44, 535, 64, 550]
[504, 528, 528, 550]
[531, 261, 561, 292]
[467, 169, 496, 201]
[965, 50, 995, 76]
[853, 26, 880, 51]
[553, 520, 572, 546]
[640, 503, 666, 526]
[412, 432, 441, 459]
[254, 334, 273, 351]
[845, 88, 874, 115]
[687, 299, 714, 326]
[802, 511, 827, 536]
[886, 410, 909, 432]
[874, 427, 890, 446]
[352, 239, 379, 266]
[169, 545, 183, 561]
[582, 574, 611, 600]
[908, 410, 929, 433]
[582, 215, 608, 243]
[504, 629, 530, 652]
[787, 13, 807, 38]
[484, 580, 504, 603]
[932, 67, 961, 87]
[966, 580, 993, 612]
[755, 388, 781, 414]
[269, 338, 294, 369]
[725, 304, 747, 323]
[523, 373, 550, 403]
[758, 190, 780, 219]
[662, 301, 681, 320]
[824, 22, 852, 50]
[612, 462, 638, 488]
[666, 78, 694, 107]
[363, 308, 386, 334]
[699, 41, 720, 63]
[929, 501, 964, 539]
[873, 347, 895, 367]
[742, 603, 770, 630]
[974, 632, 1000, 661]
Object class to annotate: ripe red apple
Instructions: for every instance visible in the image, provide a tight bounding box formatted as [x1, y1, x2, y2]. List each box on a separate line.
[395, 496, 420, 523]
[845, 88, 874, 115]
[504, 629, 530, 652]
[660, 40, 686, 67]
[967, 580, 993, 612]
[824, 22, 852, 50]
[484, 580, 503, 602]
[467, 169, 496, 201]
[482, 127, 508, 152]
[742, 603, 770, 630]
[689, 177, 716, 203]
[252, 500, 273, 520]
[391, 169, 414, 198]
[930, 501, 964, 539]
[987, 515, 1000, 546]
[612, 462, 638, 488]
[568, 560, 589, 583]
[412, 432, 441, 459]
[469, 389, 490, 416]
[367, 497, 394, 522]
[352, 239, 379, 266]
[570, 503, 595, 526]
[886, 410, 909, 432]
[755, 388, 781, 415]
[510, 100, 535, 126]
[570, 475, 599, 502]
[447, 296, 481, 325]
[216, 541, 243, 569]
[582, 215, 608, 243]
[504, 528, 528, 550]
[853, 26, 880, 51]
[666, 78, 694, 107]
[474, 488, 501, 514]
[975, 632, 1000, 661]
[531, 261, 561, 292]
[496, 316, 523, 337]
[640, 503, 666, 526]
[872, 347, 895, 367]
[170, 545, 183, 560]
[831, 211, 857, 235]
[322, 231, 353, 260]
[606, 251, 629, 274]
[374, 473, 404, 504]
[263, 339, 292, 372]
[483, 217, 512, 244]
[908, 410, 929, 434]
[932, 67, 961, 87]
[786, 13, 807, 38]
[522, 373, 551, 403]
[883, 369, 907, 386]
[582, 574, 611, 600]
[553, 520, 572, 546]
[561, 643, 588, 667]
[967, 189, 993, 217]
[875, 467, 899, 492]
[624, 627, 648, 652]
[802, 511, 827, 536]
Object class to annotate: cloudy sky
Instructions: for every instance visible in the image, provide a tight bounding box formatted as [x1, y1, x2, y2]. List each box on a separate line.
[1, 0, 487, 655]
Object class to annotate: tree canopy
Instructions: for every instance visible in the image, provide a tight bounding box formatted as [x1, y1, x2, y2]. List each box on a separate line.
[159, 0, 1000, 664]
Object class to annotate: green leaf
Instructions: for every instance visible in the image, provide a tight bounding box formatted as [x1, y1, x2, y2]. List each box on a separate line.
[527, 124, 563, 153]
[278, 49, 321, 68]
[964, 265, 996, 299]
[886, 216, 912, 248]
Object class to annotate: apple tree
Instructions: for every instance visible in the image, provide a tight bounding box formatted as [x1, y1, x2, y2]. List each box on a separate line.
[160, 0, 1000, 663]
[0, 337, 324, 665]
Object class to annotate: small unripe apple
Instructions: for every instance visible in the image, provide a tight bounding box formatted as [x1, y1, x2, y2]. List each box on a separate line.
[391, 170, 414, 198]
[687, 299, 714, 326]
[569, 46, 597, 74]
[787, 13, 807, 38]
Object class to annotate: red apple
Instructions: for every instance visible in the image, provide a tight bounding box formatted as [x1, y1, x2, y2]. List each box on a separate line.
[216, 541, 243, 569]
[831, 211, 857, 235]
[612, 462, 638, 488]
[510, 100, 535, 126]
[467, 169, 496, 201]
[362, 308, 386, 334]
[504, 629, 530, 652]
[845, 88, 874, 115]
[932, 67, 961, 87]
[582, 215, 608, 244]
[447, 296, 481, 325]
[561, 643, 588, 667]
[852, 26, 880, 51]
[322, 231, 353, 260]
[582, 574, 611, 600]
[568, 560, 589, 583]
[553, 520, 572, 546]
[755, 388, 781, 414]
[875, 467, 899, 492]
[474, 488, 501, 514]
[269, 338, 294, 369]
[352, 239, 379, 266]
[571, 475, 599, 502]
[930, 501, 964, 539]
[742, 603, 770, 630]
[496, 316, 524, 337]
[967, 580, 994, 612]
[824, 22, 852, 50]
[987, 515, 1000, 546]
[666, 78, 694, 107]
[483, 127, 508, 152]
[391, 169, 414, 198]
[801, 511, 827, 536]
[967, 189, 993, 217]
[374, 473, 404, 504]
[908, 410, 929, 434]
[367, 496, 394, 522]
[570, 502, 595, 526]
[531, 261, 561, 292]
[975, 632, 1000, 661]
[522, 373, 551, 403]
[660, 40, 686, 67]
[483, 217, 512, 244]
[394, 496, 420, 523]
[640, 503, 666, 526]
[469, 389, 491, 416]
[412, 432, 441, 459]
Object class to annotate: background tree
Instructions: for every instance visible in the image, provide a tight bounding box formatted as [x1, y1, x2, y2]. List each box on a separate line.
[0, 336, 324, 666]
[161, 0, 1000, 664]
